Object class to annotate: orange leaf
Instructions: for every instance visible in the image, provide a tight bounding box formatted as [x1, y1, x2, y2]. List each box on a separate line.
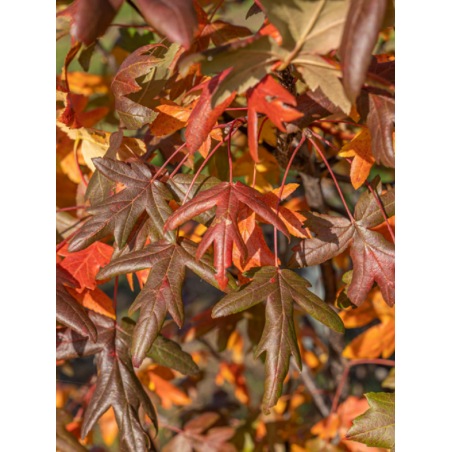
[62, 72, 111, 96]
[339, 129, 375, 189]
[58, 242, 114, 290]
[258, 185, 311, 238]
[66, 286, 116, 319]
[149, 99, 198, 137]
[370, 215, 395, 244]
[98, 407, 118, 446]
[339, 297, 378, 329]
[232, 205, 278, 275]
[148, 371, 191, 409]
[198, 134, 211, 158]
[343, 319, 395, 359]
[215, 362, 250, 405]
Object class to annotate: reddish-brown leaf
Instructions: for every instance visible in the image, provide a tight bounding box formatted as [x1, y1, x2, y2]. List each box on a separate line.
[163, 181, 290, 290]
[111, 44, 164, 130]
[339, 0, 388, 102]
[135, 0, 198, 49]
[72, 0, 124, 46]
[202, 20, 252, 47]
[289, 177, 395, 307]
[185, 69, 236, 155]
[56, 264, 98, 342]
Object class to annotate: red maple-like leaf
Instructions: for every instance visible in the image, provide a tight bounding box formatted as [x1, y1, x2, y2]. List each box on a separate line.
[247, 75, 302, 162]
[163, 181, 290, 290]
[185, 69, 236, 155]
[58, 241, 114, 290]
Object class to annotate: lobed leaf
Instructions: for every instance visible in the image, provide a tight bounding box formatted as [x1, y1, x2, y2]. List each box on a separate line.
[56, 264, 98, 343]
[213, 266, 343, 412]
[69, 158, 175, 252]
[163, 181, 289, 290]
[289, 176, 395, 307]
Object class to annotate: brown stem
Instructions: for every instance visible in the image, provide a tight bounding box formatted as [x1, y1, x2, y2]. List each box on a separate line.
[299, 364, 330, 418]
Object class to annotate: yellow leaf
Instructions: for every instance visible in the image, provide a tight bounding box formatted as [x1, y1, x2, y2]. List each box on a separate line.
[60, 151, 82, 184]
[258, 117, 277, 147]
[60, 127, 146, 171]
[64, 72, 111, 96]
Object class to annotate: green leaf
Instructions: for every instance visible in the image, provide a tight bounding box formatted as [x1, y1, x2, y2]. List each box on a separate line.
[147, 335, 199, 376]
[346, 392, 395, 450]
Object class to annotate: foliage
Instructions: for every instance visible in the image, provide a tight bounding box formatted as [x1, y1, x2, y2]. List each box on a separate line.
[56, 1, 395, 451]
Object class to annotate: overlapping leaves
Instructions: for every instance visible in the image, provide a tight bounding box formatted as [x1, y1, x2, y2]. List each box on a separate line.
[96, 238, 236, 367]
[57, 312, 199, 452]
[69, 157, 175, 252]
[163, 181, 290, 290]
[56, 264, 97, 342]
[57, 313, 157, 452]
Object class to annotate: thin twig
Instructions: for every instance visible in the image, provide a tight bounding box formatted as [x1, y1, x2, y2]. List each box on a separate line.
[182, 120, 245, 205]
[312, 120, 367, 128]
[299, 365, 330, 418]
[273, 134, 307, 266]
[307, 134, 354, 222]
[331, 358, 396, 414]
[169, 153, 191, 179]
[151, 143, 186, 182]
[208, 0, 225, 21]
[126, 0, 145, 19]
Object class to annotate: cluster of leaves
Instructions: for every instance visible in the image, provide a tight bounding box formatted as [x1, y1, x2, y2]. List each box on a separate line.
[56, 1, 395, 451]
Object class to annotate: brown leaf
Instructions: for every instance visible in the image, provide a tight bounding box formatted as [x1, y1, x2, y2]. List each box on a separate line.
[72, 0, 124, 45]
[135, 0, 198, 49]
[111, 44, 164, 129]
[339, 0, 388, 102]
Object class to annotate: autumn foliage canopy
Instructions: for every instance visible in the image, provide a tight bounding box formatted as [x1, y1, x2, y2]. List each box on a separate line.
[56, 1, 395, 451]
